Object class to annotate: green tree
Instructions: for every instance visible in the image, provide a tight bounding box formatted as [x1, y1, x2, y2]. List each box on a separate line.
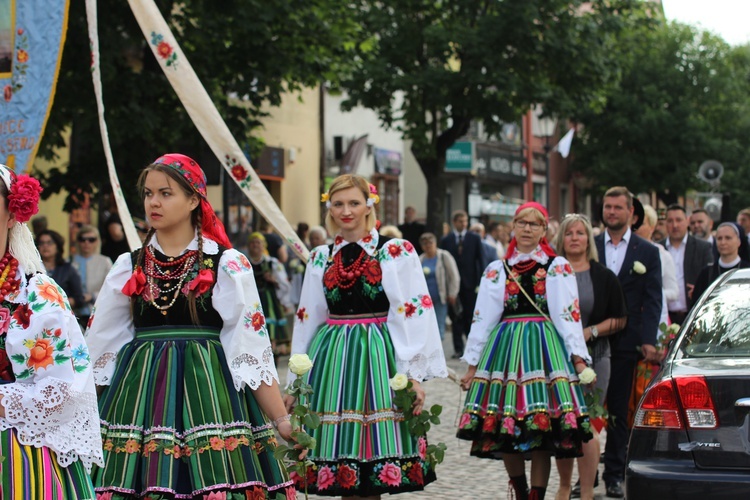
[336, 0, 641, 233]
[571, 20, 750, 208]
[38, 0, 357, 211]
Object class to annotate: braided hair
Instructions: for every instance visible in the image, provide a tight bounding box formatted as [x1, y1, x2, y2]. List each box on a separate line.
[135, 164, 210, 325]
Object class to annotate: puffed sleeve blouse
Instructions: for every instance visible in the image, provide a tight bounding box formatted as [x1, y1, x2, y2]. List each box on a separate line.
[462, 247, 591, 366]
[0, 269, 104, 471]
[84, 235, 278, 392]
[290, 229, 448, 382]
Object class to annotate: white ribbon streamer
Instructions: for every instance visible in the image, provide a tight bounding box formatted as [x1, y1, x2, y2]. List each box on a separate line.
[84, 0, 141, 251]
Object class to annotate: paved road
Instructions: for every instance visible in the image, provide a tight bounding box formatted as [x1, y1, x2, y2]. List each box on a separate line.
[279, 334, 609, 499]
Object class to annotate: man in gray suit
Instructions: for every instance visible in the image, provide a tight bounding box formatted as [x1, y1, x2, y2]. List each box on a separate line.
[660, 204, 713, 323]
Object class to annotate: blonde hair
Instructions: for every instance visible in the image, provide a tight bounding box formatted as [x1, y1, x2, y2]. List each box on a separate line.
[642, 204, 658, 227]
[379, 225, 402, 238]
[324, 174, 377, 235]
[555, 215, 599, 262]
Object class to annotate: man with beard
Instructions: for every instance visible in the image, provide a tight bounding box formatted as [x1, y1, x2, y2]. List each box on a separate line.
[594, 187, 662, 498]
[690, 208, 714, 244]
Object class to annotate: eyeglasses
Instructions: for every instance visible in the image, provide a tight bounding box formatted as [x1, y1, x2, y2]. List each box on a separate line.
[78, 236, 97, 243]
[514, 220, 544, 230]
[37, 240, 55, 246]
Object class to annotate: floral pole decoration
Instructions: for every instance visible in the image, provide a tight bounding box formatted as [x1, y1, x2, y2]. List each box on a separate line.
[389, 374, 447, 467]
[273, 354, 319, 499]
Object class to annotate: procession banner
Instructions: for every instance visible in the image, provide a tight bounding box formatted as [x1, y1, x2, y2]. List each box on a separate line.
[123, 0, 308, 260]
[0, 0, 69, 172]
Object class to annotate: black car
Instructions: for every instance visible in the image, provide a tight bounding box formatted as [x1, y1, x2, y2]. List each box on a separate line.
[626, 268, 750, 499]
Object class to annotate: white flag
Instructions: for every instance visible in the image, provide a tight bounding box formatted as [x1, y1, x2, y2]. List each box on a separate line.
[555, 127, 575, 158]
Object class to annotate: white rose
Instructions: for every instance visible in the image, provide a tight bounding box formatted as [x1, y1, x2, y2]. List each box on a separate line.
[667, 323, 681, 335]
[578, 367, 597, 385]
[423, 266, 431, 275]
[632, 261, 646, 274]
[288, 354, 313, 376]
[389, 373, 409, 391]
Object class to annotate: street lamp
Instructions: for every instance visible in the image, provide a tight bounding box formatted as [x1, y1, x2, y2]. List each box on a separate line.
[532, 106, 557, 206]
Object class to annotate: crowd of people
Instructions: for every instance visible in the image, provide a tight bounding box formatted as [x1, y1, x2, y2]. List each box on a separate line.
[2, 155, 745, 499]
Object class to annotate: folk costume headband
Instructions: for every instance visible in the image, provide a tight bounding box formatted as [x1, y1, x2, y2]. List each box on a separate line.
[505, 201, 557, 259]
[321, 183, 380, 208]
[152, 154, 232, 248]
[0, 164, 45, 274]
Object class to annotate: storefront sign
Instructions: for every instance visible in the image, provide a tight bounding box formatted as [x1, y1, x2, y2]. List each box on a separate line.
[445, 141, 473, 172]
[475, 144, 526, 183]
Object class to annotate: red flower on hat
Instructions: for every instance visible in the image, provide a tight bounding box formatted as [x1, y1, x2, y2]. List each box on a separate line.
[7, 175, 42, 223]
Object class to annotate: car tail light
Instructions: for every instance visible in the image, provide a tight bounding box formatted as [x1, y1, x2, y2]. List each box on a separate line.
[634, 376, 719, 430]
[674, 376, 718, 428]
[634, 379, 682, 429]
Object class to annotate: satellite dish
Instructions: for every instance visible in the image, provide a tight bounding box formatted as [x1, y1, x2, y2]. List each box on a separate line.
[698, 160, 724, 185]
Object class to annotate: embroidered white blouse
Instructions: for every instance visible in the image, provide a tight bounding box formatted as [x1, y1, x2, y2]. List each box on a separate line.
[290, 229, 448, 382]
[0, 267, 104, 471]
[462, 247, 591, 366]
[85, 235, 278, 392]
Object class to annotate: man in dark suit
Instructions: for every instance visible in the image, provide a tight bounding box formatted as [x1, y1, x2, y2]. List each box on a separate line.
[440, 210, 484, 358]
[398, 206, 427, 255]
[595, 187, 663, 498]
[660, 205, 713, 322]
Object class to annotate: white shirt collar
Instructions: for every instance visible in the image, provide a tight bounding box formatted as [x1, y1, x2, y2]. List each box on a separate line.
[507, 245, 550, 266]
[719, 255, 742, 268]
[147, 232, 219, 255]
[331, 228, 379, 257]
[666, 232, 688, 249]
[604, 227, 631, 246]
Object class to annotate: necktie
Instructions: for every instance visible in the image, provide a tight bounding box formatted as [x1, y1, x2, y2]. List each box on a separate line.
[457, 233, 463, 256]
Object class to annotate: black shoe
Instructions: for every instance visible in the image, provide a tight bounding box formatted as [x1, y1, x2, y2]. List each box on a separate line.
[605, 482, 624, 499]
[451, 352, 463, 359]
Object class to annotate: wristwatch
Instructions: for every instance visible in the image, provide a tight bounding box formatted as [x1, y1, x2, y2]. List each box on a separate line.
[590, 325, 599, 339]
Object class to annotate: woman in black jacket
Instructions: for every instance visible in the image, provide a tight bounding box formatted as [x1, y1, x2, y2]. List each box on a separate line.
[36, 229, 85, 308]
[553, 214, 627, 500]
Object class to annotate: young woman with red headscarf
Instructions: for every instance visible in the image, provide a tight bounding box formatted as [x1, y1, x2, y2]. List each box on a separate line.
[456, 202, 594, 500]
[85, 154, 299, 499]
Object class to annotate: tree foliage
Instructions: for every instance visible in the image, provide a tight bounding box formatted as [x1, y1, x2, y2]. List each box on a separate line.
[336, 0, 642, 233]
[571, 19, 750, 209]
[38, 0, 357, 211]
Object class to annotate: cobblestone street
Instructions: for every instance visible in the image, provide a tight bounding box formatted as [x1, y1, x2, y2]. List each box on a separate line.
[279, 335, 609, 500]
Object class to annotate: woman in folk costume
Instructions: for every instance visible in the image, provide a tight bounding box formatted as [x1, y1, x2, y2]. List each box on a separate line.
[246, 232, 292, 356]
[457, 202, 594, 500]
[286, 174, 447, 498]
[0, 164, 103, 497]
[86, 154, 298, 499]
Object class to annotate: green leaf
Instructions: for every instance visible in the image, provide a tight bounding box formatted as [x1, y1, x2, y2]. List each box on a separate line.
[431, 405, 442, 416]
[16, 368, 32, 379]
[273, 444, 290, 461]
[307, 411, 321, 429]
[293, 405, 307, 417]
[10, 353, 26, 364]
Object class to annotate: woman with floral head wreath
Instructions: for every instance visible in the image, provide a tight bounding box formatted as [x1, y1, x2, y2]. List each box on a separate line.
[0, 164, 103, 497]
[457, 202, 594, 500]
[287, 174, 447, 498]
[85, 154, 299, 499]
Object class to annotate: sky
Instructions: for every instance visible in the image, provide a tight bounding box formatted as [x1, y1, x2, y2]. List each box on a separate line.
[662, 0, 750, 46]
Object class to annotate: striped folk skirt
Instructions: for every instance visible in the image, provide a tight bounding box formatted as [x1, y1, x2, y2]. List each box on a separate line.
[294, 317, 436, 496]
[456, 315, 593, 459]
[91, 327, 294, 499]
[0, 427, 95, 499]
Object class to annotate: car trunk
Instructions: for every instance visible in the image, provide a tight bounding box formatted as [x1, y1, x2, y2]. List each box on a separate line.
[672, 359, 750, 469]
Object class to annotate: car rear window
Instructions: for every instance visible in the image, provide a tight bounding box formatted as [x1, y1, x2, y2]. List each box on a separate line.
[680, 281, 750, 357]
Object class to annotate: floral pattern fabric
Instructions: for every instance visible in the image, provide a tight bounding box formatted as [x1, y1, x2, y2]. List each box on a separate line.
[85, 235, 279, 391]
[0, 270, 103, 471]
[462, 251, 590, 366]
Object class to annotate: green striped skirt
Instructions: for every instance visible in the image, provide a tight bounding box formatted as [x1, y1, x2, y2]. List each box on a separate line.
[294, 317, 436, 496]
[0, 427, 95, 499]
[92, 327, 294, 499]
[456, 316, 592, 459]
